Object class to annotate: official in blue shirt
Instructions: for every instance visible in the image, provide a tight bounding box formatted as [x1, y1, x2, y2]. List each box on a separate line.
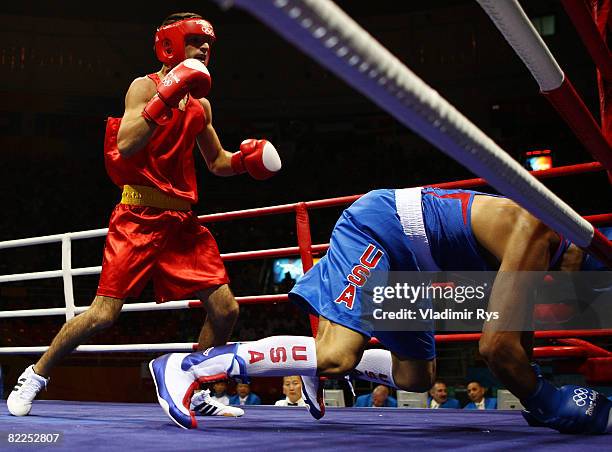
[355, 385, 397, 407]
[427, 381, 460, 408]
[464, 380, 497, 410]
[229, 383, 261, 406]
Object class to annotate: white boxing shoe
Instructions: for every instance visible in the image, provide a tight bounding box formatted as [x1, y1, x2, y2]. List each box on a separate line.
[7, 365, 49, 416]
[149, 353, 199, 429]
[190, 389, 244, 417]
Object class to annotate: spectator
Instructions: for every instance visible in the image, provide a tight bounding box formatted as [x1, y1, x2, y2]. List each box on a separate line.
[427, 381, 460, 408]
[278, 271, 296, 293]
[464, 380, 497, 410]
[209, 380, 231, 405]
[274, 376, 306, 407]
[229, 383, 261, 406]
[355, 385, 397, 408]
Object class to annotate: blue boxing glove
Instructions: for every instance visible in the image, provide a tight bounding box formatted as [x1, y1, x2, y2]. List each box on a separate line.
[522, 372, 612, 434]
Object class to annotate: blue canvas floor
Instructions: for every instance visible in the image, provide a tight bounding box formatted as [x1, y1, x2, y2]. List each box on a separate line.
[1, 401, 609, 451]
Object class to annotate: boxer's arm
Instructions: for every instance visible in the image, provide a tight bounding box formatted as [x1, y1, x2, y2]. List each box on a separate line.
[195, 98, 235, 176]
[473, 203, 612, 433]
[196, 99, 281, 178]
[117, 77, 158, 158]
[472, 199, 557, 399]
[484, 215, 553, 397]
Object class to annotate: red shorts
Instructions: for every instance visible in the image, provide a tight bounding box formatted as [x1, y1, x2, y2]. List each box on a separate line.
[97, 204, 229, 302]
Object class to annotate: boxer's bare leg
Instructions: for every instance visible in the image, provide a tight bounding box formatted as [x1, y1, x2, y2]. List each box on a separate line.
[195, 284, 239, 350]
[35, 296, 124, 377]
[314, 316, 369, 376]
[391, 354, 435, 392]
[314, 316, 435, 391]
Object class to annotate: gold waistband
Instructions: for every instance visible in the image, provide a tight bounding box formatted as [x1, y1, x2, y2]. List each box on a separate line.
[121, 185, 191, 211]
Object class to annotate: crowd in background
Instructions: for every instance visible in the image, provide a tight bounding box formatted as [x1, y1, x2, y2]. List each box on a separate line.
[200, 377, 499, 410]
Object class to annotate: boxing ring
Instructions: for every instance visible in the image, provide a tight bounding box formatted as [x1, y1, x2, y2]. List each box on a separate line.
[2, 403, 611, 451]
[1, 0, 612, 449]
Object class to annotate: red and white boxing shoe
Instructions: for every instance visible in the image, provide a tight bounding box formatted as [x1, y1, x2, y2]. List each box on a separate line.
[149, 353, 198, 429]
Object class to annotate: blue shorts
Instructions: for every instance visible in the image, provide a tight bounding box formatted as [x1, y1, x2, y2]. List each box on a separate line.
[289, 189, 436, 360]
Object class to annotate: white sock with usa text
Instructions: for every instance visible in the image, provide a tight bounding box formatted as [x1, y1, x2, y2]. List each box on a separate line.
[353, 349, 396, 387]
[235, 335, 317, 377]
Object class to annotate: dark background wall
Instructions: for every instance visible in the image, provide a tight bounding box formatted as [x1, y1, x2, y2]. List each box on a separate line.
[0, 0, 608, 240]
[0, 0, 610, 403]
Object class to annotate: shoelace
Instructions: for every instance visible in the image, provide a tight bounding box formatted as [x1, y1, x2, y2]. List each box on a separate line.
[343, 375, 356, 398]
[193, 389, 224, 413]
[15, 373, 47, 401]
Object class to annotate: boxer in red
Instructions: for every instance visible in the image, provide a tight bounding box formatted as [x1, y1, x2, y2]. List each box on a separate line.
[7, 11, 281, 418]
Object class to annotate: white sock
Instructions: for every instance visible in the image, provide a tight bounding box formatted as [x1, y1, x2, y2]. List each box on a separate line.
[353, 349, 396, 388]
[235, 336, 317, 377]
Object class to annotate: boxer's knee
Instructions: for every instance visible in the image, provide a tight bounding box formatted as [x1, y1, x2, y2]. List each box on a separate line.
[313, 317, 366, 376]
[394, 365, 435, 392]
[214, 297, 239, 323]
[316, 349, 359, 376]
[315, 339, 360, 376]
[203, 285, 239, 322]
[87, 296, 123, 330]
[395, 376, 433, 393]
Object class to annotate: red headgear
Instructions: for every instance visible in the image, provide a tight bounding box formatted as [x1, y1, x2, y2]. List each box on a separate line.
[154, 18, 216, 67]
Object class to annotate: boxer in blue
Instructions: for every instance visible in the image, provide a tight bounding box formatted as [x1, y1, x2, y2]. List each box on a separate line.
[149, 187, 612, 432]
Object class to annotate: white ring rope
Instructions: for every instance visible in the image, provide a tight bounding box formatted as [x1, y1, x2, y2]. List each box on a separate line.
[476, 0, 564, 91]
[0, 300, 193, 319]
[1, 344, 196, 354]
[217, 0, 593, 247]
[0, 229, 107, 250]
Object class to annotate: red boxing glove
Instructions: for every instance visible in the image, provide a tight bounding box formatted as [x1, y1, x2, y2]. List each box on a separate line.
[231, 139, 282, 180]
[143, 58, 212, 125]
